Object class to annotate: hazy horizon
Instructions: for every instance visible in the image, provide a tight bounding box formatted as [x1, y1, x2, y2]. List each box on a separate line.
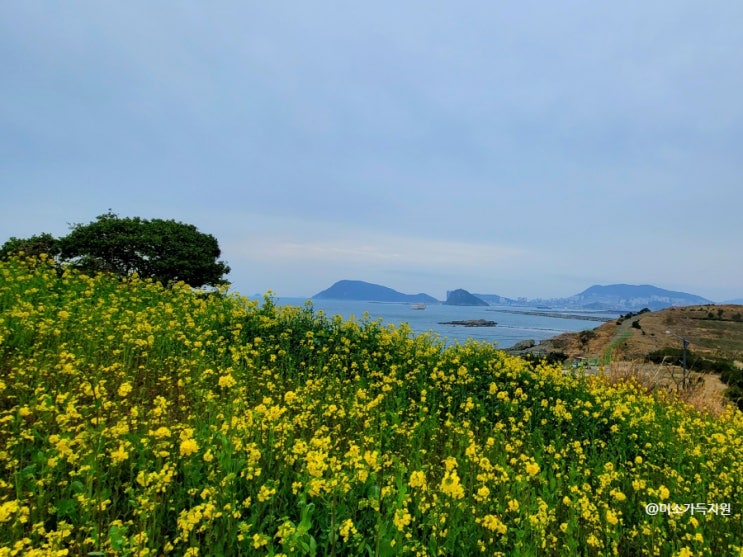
[3, 3, 742, 302]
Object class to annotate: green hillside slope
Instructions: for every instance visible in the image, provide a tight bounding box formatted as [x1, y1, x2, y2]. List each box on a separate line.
[1, 256, 742, 556]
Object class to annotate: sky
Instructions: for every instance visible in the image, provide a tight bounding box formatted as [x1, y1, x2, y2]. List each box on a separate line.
[2, 2, 742, 302]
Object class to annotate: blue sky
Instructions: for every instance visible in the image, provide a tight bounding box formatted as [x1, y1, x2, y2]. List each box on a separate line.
[2, 2, 742, 301]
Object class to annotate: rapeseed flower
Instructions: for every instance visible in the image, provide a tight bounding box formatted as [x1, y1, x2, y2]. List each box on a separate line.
[110, 443, 129, 464]
[117, 381, 133, 397]
[475, 486, 491, 501]
[257, 485, 276, 502]
[481, 514, 507, 535]
[339, 518, 357, 542]
[659, 485, 670, 500]
[252, 533, 269, 549]
[0, 501, 20, 523]
[409, 470, 427, 490]
[440, 469, 465, 499]
[180, 438, 199, 457]
[393, 509, 412, 531]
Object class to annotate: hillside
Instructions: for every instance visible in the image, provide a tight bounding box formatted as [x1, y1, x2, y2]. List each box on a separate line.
[516, 304, 743, 410]
[532, 304, 743, 362]
[2, 256, 742, 555]
[312, 279, 438, 303]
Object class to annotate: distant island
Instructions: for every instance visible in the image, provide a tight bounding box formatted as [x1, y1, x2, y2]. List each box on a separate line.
[443, 289, 488, 306]
[312, 280, 438, 303]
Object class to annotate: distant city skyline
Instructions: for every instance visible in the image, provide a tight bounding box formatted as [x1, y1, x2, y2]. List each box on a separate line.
[2, 3, 742, 302]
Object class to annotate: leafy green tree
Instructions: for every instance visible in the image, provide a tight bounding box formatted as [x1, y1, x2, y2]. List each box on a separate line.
[0, 232, 60, 259]
[59, 212, 231, 287]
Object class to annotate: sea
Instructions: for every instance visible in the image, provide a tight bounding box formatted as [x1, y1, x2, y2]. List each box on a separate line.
[273, 298, 617, 349]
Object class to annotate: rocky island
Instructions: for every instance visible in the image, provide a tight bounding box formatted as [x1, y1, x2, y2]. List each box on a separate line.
[443, 289, 489, 306]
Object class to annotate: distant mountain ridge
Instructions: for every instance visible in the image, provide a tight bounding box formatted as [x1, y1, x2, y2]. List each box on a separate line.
[474, 284, 713, 311]
[565, 284, 711, 311]
[474, 293, 517, 304]
[313, 280, 720, 311]
[312, 280, 438, 303]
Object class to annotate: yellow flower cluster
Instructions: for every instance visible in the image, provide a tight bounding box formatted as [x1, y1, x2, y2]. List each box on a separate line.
[0, 256, 742, 556]
[179, 438, 199, 457]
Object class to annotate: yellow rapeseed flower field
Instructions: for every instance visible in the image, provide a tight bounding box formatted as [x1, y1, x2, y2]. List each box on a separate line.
[1, 255, 742, 556]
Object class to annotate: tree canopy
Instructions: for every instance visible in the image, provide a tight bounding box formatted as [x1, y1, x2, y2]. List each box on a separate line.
[0, 233, 60, 260]
[2, 212, 231, 288]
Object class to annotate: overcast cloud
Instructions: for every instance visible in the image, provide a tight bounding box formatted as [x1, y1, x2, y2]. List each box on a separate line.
[2, 2, 742, 300]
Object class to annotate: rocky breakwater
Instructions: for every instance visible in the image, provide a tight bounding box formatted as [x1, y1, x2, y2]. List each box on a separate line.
[439, 319, 497, 327]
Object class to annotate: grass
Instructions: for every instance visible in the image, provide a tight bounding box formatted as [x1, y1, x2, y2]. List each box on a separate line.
[1, 255, 742, 556]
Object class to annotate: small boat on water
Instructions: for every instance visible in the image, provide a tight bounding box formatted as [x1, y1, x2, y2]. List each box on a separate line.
[410, 303, 427, 310]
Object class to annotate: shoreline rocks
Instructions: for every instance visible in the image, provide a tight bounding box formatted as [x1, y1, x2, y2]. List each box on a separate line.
[509, 339, 536, 351]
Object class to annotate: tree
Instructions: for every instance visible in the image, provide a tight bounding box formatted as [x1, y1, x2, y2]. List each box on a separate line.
[0, 233, 61, 260]
[58, 212, 231, 287]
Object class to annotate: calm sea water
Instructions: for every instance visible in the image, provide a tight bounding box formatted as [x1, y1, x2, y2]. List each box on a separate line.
[274, 298, 616, 349]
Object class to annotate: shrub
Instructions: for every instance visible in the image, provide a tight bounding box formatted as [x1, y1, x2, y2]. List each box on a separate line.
[578, 329, 596, 346]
